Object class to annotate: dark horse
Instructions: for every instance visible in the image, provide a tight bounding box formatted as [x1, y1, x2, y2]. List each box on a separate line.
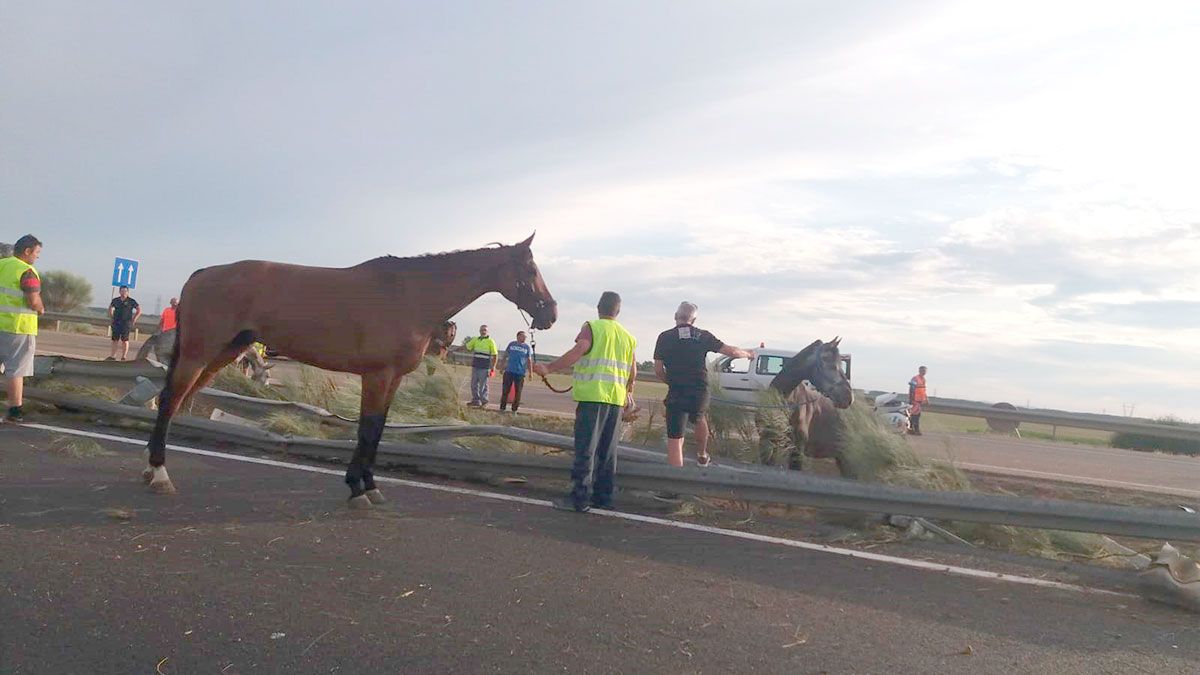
[143, 235, 556, 508]
[768, 338, 854, 471]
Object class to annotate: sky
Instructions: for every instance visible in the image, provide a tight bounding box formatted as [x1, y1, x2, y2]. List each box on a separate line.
[3, 1, 1199, 418]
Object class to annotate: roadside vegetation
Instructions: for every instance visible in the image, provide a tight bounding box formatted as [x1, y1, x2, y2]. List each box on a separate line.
[1112, 415, 1200, 457]
[39, 271, 93, 313]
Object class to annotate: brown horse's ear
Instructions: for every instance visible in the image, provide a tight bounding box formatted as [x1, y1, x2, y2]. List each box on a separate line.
[519, 232, 536, 248]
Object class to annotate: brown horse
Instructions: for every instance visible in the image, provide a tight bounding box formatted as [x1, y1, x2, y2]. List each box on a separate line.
[768, 338, 854, 471]
[144, 235, 556, 507]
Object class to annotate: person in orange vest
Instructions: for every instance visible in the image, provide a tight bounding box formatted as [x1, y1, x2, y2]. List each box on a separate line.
[908, 365, 928, 435]
[158, 297, 178, 333]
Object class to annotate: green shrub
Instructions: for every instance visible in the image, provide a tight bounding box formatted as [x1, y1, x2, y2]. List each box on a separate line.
[40, 271, 93, 313]
[1112, 416, 1200, 456]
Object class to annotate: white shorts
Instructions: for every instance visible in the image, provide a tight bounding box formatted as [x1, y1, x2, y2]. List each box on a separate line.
[0, 332, 36, 378]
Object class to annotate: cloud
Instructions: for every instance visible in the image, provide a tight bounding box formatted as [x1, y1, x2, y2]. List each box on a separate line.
[5, 1, 1200, 418]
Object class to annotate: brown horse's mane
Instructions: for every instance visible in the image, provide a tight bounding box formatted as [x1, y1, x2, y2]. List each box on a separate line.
[358, 242, 515, 270]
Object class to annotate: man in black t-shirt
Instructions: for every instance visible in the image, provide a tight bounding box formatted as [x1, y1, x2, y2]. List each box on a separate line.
[653, 301, 755, 468]
[107, 285, 141, 361]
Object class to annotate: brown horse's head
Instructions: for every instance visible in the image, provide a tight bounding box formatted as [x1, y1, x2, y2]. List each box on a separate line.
[425, 320, 457, 358]
[498, 233, 557, 330]
[769, 338, 854, 409]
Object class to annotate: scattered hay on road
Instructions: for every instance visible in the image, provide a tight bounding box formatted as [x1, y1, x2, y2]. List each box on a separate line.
[47, 435, 112, 458]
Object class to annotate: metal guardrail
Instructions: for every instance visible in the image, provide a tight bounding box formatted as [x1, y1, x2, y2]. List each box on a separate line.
[42, 310, 158, 332]
[924, 399, 1200, 443]
[34, 350, 1199, 447]
[24, 387, 1200, 542]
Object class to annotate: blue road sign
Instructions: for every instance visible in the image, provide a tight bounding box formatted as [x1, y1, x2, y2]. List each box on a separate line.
[112, 257, 139, 289]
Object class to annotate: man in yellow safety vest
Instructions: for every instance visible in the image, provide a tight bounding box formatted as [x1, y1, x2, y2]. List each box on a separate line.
[464, 325, 499, 408]
[0, 235, 45, 423]
[533, 291, 637, 512]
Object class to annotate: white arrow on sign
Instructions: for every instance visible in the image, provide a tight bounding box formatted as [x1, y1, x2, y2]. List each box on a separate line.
[126, 264, 135, 284]
[116, 263, 125, 281]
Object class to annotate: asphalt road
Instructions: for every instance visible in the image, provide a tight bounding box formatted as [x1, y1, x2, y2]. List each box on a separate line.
[907, 433, 1200, 500]
[34, 331, 1200, 500]
[3, 424, 1199, 674]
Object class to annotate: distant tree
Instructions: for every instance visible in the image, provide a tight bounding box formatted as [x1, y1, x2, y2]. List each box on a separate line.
[40, 271, 93, 313]
[639, 360, 655, 370]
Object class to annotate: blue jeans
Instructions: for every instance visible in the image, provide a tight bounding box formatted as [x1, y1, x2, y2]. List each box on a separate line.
[569, 401, 622, 507]
[470, 367, 490, 405]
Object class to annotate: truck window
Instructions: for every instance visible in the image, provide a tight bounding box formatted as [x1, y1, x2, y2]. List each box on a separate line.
[756, 355, 787, 376]
[721, 357, 750, 374]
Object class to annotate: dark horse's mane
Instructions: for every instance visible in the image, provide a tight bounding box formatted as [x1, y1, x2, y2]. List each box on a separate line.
[769, 340, 825, 398]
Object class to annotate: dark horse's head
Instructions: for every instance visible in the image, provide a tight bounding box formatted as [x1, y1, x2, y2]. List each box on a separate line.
[497, 233, 557, 330]
[769, 338, 854, 408]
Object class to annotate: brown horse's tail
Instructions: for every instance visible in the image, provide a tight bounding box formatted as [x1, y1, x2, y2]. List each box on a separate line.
[162, 267, 205, 384]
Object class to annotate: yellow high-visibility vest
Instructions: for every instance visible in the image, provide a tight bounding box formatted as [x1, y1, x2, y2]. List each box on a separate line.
[465, 336, 498, 368]
[0, 257, 39, 335]
[573, 319, 636, 405]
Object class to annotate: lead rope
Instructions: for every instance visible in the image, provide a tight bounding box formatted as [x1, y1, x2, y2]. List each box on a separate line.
[518, 307, 572, 394]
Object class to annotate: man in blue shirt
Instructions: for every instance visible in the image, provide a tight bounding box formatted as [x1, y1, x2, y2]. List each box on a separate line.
[499, 330, 533, 413]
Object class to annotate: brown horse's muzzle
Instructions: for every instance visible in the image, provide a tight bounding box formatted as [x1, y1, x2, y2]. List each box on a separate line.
[530, 300, 557, 330]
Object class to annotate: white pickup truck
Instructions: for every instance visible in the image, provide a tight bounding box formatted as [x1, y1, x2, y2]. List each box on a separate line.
[711, 348, 852, 405]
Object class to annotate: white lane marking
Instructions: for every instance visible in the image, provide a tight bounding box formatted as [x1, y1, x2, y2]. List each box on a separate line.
[24, 422, 1132, 599]
[957, 462, 1200, 499]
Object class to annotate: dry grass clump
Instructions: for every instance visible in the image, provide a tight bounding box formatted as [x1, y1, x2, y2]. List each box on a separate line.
[39, 379, 122, 402]
[705, 388, 795, 466]
[47, 435, 112, 458]
[389, 358, 462, 422]
[704, 390, 1108, 561]
[262, 411, 327, 439]
[836, 400, 922, 481]
[212, 366, 286, 401]
[832, 400, 1107, 559]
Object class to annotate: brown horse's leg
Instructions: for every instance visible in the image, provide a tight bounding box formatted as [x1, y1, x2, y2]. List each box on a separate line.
[182, 345, 251, 407]
[145, 343, 251, 494]
[361, 373, 404, 505]
[347, 369, 397, 508]
[144, 355, 207, 493]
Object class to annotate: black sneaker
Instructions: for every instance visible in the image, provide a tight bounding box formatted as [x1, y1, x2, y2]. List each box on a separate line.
[590, 501, 613, 510]
[551, 496, 590, 513]
[5, 408, 24, 424]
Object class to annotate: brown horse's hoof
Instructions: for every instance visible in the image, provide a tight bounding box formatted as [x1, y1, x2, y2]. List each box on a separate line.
[364, 488, 386, 505]
[348, 495, 373, 510]
[149, 480, 177, 495]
